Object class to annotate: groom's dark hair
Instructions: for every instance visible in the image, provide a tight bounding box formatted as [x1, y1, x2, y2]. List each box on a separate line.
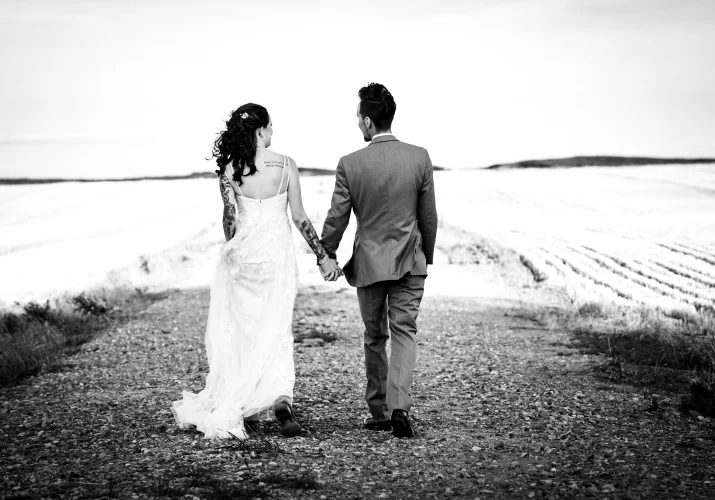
[358, 83, 396, 132]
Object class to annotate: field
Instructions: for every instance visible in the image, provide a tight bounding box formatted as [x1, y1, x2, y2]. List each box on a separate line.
[0, 180, 219, 309]
[1, 165, 714, 312]
[437, 165, 715, 312]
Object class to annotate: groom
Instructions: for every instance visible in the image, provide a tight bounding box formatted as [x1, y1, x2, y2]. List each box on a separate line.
[320, 83, 437, 438]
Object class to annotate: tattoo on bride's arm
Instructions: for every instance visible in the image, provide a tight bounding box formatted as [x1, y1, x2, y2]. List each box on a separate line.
[300, 220, 327, 260]
[219, 175, 236, 240]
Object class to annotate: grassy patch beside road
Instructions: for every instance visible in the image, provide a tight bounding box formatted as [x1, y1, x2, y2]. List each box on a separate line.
[533, 300, 715, 416]
[0, 289, 165, 386]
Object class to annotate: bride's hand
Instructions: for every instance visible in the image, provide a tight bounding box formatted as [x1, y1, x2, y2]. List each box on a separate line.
[319, 258, 341, 282]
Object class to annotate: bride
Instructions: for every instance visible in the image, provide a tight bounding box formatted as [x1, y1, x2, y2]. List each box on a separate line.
[172, 103, 341, 439]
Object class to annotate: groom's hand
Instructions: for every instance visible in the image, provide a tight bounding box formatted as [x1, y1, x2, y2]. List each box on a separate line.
[319, 258, 342, 282]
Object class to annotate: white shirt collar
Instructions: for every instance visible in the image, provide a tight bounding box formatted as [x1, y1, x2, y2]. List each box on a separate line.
[372, 132, 394, 140]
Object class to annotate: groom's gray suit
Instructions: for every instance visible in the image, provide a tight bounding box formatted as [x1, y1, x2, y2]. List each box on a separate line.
[321, 134, 437, 420]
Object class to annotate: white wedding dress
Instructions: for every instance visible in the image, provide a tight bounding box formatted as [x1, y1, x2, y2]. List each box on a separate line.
[172, 156, 298, 439]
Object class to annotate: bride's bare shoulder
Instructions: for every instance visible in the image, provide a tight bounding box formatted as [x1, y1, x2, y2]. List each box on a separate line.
[264, 149, 290, 160]
[263, 150, 296, 168]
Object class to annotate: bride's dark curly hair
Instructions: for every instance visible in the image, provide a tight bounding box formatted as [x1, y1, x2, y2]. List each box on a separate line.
[211, 103, 270, 185]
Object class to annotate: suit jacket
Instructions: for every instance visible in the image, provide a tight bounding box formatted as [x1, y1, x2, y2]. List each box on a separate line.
[320, 135, 438, 287]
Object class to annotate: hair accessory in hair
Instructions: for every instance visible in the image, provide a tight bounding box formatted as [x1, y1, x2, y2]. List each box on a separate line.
[240, 112, 249, 119]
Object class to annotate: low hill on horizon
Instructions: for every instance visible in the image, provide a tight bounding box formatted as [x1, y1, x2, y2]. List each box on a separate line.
[486, 156, 715, 170]
[2, 157, 712, 184]
[0, 167, 337, 185]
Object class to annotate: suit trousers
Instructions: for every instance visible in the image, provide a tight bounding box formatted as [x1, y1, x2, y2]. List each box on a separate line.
[356, 273, 425, 421]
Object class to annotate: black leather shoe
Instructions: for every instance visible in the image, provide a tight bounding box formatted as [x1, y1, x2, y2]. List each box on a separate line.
[274, 403, 302, 437]
[363, 416, 392, 431]
[391, 409, 413, 438]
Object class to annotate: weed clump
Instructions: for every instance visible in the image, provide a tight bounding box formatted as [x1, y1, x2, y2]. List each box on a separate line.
[71, 293, 109, 316]
[577, 301, 606, 318]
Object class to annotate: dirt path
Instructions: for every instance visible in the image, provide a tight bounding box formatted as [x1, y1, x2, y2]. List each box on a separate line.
[1, 273, 714, 499]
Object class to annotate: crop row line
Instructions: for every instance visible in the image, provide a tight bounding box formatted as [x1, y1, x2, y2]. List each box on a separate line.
[579, 246, 715, 302]
[658, 243, 715, 267]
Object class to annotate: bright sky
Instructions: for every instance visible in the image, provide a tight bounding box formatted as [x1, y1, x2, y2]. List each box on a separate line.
[1, 0, 714, 178]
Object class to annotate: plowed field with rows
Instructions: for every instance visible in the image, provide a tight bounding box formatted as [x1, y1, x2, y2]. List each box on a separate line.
[437, 165, 715, 312]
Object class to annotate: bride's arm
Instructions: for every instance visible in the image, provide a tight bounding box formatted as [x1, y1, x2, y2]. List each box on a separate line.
[286, 157, 341, 280]
[218, 170, 238, 241]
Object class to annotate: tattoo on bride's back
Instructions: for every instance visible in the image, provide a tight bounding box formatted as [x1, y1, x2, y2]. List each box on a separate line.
[263, 161, 285, 169]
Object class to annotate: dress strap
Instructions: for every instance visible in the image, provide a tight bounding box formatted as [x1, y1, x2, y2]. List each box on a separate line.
[284, 155, 290, 189]
[277, 155, 288, 195]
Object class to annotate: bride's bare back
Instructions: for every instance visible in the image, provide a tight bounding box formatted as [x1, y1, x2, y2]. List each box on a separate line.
[228, 149, 289, 200]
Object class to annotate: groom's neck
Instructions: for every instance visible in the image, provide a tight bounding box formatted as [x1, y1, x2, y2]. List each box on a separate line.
[371, 129, 392, 139]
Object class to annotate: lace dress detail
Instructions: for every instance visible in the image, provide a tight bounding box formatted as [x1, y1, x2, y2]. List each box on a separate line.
[172, 157, 298, 439]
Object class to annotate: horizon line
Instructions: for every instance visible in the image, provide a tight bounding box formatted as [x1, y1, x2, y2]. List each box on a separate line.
[2, 155, 714, 184]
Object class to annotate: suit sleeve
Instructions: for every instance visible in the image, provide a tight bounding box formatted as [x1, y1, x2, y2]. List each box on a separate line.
[320, 158, 352, 260]
[417, 149, 438, 265]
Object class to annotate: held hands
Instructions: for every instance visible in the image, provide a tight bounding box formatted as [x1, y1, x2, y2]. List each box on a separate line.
[319, 258, 343, 282]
